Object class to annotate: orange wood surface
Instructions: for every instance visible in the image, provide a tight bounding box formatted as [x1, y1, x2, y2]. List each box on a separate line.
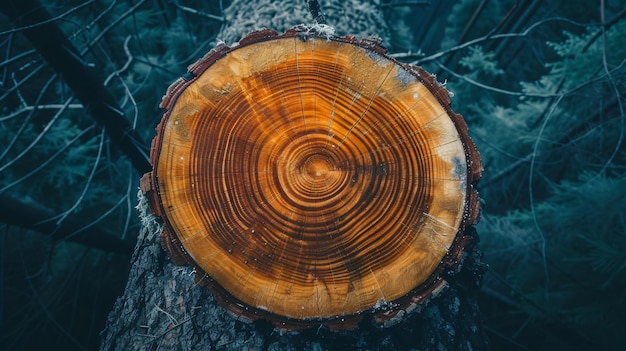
[146, 29, 481, 328]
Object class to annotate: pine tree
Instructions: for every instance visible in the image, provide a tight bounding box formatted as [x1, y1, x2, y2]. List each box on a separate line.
[438, 2, 626, 349]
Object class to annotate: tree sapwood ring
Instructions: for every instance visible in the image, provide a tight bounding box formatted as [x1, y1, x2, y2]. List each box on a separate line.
[141, 26, 482, 330]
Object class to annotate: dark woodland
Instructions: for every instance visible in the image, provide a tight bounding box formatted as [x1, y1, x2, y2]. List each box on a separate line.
[0, 0, 625, 350]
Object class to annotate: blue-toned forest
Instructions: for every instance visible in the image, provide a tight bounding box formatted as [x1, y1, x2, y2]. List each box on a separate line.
[1, 1, 624, 350]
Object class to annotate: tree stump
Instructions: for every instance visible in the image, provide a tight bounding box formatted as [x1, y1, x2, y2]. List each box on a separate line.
[101, 1, 488, 350]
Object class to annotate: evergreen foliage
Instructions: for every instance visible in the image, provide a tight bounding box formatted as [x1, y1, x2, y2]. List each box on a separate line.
[433, 1, 626, 349]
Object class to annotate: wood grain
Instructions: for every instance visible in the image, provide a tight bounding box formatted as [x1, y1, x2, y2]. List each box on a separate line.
[143, 28, 481, 329]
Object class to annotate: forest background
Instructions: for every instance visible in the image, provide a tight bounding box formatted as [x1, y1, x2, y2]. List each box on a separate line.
[0, 0, 624, 350]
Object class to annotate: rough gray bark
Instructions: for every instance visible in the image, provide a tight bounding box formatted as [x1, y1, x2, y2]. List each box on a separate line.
[100, 1, 489, 350]
[216, 0, 391, 46]
[101, 193, 488, 351]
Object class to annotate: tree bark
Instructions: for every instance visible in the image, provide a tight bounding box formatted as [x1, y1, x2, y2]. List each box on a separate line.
[100, 1, 489, 350]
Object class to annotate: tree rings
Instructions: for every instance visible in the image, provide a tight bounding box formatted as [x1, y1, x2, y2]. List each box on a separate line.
[141, 26, 481, 330]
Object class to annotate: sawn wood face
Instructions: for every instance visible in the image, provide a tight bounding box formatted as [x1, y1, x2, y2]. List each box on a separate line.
[142, 27, 482, 330]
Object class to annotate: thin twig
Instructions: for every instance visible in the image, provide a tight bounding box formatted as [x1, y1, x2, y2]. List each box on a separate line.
[592, 0, 625, 177]
[0, 104, 84, 122]
[50, 128, 105, 229]
[0, 94, 71, 173]
[437, 62, 560, 98]
[407, 17, 601, 65]
[0, 0, 96, 36]
[0, 126, 94, 193]
[171, 0, 225, 22]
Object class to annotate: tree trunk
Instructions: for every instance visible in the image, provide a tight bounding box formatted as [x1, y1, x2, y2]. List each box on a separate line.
[100, 1, 489, 350]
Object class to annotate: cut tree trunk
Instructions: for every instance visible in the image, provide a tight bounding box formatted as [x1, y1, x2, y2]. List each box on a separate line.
[100, 1, 489, 350]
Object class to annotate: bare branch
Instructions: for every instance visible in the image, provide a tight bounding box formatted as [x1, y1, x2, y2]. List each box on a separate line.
[401, 17, 601, 65]
[171, 0, 225, 22]
[0, 0, 151, 174]
[0, 195, 134, 254]
[0, 103, 84, 122]
[0, 0, 96, 36]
